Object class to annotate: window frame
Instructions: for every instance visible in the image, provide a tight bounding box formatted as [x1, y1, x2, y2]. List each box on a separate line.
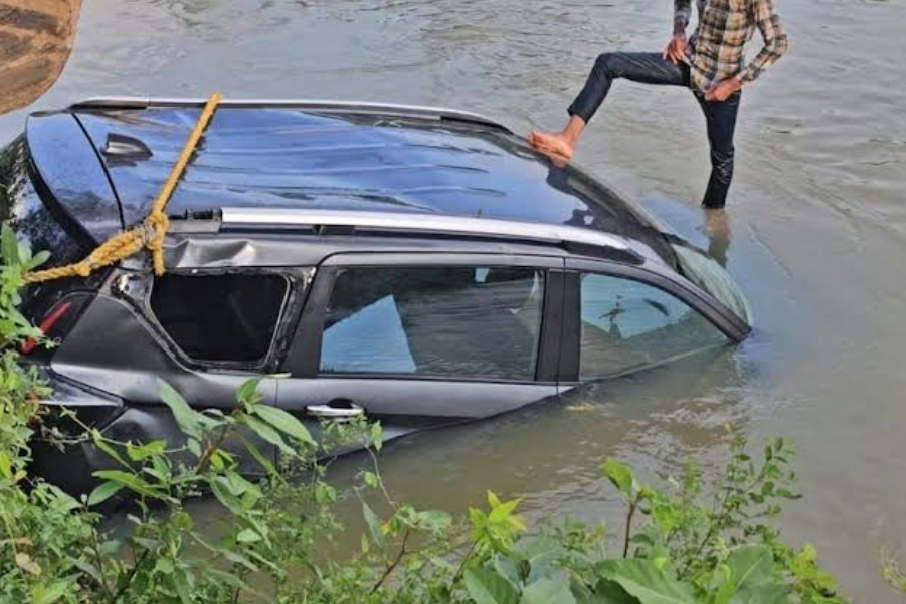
[560, 258, 749, 383]
[145, 267, 302, 372]
[281, 252, 566, 385]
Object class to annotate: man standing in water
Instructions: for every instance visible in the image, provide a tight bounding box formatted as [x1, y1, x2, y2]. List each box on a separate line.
[529, 0, 788, 209]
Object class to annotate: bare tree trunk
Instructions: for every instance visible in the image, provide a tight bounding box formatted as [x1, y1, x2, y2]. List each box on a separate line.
[0, 0, 83, 116]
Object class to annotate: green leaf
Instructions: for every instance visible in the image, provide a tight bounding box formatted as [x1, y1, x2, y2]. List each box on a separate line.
[371, 422, 383, 451]
[603, 459, 634, 496]
[237, 528, 262, 543]
[364, 471, 380, 489]
[92, 434, 131, 468]
[211, 477, 243, 515]
[237, 377, 265, 405]
[730, 584, 789, 604]
[155, 557, 175, 575]
[0, 451, 12, 480]
[239, 435, 277, 475]
[488, 491, 503, 508]
[1, 224, 19, 264]
[464, 568, 518, 604]
[29, 250, 50, 270]
[87, 481, 124, 507]
[598, 560, 697, 604]
[158, 379, 215, 438]
[362, 502, 385, 548]
[594, 579, 641, 604]
[251, 404, 316, 446]
[127, 440, 167, 461]
[92, 470, 162, 499]
[520, 579, 577, 604]
[186, 438, 202, 458]
[726, 546, 772, 592]
[242, 415, 293, 455]
[31, 581, 70, 604]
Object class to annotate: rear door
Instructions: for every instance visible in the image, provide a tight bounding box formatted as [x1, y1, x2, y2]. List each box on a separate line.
[278, 253, 565, 445]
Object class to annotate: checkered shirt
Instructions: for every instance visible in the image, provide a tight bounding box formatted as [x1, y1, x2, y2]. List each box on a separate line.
[675, 0, 789, 92]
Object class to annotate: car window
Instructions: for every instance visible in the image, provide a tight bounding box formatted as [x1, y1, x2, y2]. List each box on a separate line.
[320, 266, 545, 380]
[579, 273, 727, 379]
[151, 273, 288, 364]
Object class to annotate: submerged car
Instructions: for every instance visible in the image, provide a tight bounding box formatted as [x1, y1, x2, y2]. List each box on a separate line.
[1, 98, 751, 494]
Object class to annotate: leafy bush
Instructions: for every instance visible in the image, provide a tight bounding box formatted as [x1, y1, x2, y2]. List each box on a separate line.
[0, 229, 868, 603]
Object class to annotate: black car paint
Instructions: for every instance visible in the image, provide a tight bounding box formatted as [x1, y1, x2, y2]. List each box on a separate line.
[3, 101, 752, 496]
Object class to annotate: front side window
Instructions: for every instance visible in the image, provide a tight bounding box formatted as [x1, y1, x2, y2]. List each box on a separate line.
[320, 266, 544, 380]
[151, 273, 288, 364]
[580, 273, 727, 379]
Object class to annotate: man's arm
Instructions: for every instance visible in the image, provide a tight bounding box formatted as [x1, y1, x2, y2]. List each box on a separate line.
[739, 0, 789, 83]
[674, 0, 692, 34]
[665, 0, 692, 63]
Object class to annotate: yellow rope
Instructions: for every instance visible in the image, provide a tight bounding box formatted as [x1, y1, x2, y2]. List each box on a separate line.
[24, 92, 224, 284]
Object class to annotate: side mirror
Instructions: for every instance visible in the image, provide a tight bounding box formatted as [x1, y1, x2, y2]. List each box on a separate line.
[0, 0, 83, 116]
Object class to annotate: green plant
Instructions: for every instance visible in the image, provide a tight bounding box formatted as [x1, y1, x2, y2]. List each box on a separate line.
[884, 554, 906, 596]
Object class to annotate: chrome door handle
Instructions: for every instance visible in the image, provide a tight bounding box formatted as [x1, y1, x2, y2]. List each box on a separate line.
[306, 403, 365, 420]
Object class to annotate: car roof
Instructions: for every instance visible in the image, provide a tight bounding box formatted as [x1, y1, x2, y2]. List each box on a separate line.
[24, 98, 677, 265]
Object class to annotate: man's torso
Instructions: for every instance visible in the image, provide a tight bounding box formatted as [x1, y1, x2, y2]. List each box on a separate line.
[687, 0, 756, 91]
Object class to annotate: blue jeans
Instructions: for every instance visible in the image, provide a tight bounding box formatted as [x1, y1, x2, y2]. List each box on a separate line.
[568, 52, 741, 209]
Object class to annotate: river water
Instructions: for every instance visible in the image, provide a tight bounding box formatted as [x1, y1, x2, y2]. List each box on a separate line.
[3, 0, 905, 600]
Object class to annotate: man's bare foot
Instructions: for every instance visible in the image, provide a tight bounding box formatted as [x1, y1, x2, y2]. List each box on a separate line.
[703, 208, 731, 238]
[528, 130, 575, 160]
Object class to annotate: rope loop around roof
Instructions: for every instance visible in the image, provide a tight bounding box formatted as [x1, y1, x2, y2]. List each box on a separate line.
[23, 92, 223, 284]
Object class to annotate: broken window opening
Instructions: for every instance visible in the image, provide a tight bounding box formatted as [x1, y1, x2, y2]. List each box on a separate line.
[151, 273, 288, 364]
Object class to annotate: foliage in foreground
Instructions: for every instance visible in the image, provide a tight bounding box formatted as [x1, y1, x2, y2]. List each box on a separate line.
[0, 227, 868, 603]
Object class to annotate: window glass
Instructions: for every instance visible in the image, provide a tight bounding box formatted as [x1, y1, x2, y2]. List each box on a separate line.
[320, 266, 544, 380]
[580, 273, 727, 379]
[151, 273, 288, 364]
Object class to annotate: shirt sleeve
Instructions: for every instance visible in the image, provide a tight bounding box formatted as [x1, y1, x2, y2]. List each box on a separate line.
[740, 0, 789, 82]
[674, 0, 692, 29]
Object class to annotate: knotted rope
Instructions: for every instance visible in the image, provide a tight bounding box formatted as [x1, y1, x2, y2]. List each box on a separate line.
[24, 92, 223, 283]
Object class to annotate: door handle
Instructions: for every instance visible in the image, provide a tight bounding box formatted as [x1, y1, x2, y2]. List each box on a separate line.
[306, 402, 365, 420]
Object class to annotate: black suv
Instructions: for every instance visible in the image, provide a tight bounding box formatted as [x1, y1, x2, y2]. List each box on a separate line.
[1, 98, 751, 494]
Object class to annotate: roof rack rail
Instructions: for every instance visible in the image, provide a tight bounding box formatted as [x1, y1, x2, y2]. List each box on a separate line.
[68, 97, 511, 132]
[217, 208, 632, 253]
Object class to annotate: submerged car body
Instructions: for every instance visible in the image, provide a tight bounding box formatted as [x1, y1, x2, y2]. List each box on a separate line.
[0, 98, 751, 494]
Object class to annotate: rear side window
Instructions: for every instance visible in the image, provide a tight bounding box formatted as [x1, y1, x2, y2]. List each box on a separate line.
[320, 266, 545, 380]
[151, 273, 288, 364]
[580, 273, 727, 379]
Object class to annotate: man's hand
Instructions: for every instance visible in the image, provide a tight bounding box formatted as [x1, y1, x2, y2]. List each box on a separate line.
[662, 33, 687, 65]
[704, 76, 743, 101]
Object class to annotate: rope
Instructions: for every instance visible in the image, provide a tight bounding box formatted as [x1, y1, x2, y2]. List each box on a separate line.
[24, 92, 223, 284]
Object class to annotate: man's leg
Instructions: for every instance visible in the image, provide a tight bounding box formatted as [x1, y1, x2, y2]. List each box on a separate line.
[696, 91, 741, 209]
[530, 52, 689, 158]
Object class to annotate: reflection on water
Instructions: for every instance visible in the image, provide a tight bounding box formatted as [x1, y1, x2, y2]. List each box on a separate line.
[3, 0, 906, 600]
[703, 209, 731, 268]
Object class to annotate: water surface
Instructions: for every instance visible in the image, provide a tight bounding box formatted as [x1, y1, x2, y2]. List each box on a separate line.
[3, 1, 904, 600]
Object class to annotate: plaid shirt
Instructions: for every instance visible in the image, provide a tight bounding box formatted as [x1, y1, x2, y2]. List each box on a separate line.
[675, 0, 789, 93]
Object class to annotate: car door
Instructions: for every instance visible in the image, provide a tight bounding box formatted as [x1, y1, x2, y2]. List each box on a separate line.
[277, 252, 565, 447]
[559, 258, 743, 387]
[49, 268, 296, 474]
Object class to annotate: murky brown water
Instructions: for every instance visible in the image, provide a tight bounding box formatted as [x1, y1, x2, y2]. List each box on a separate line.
[4, 0, 905, 600]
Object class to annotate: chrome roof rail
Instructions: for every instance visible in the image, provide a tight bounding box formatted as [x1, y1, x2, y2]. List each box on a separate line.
[67, 97, 511, 131]
[218, 208, 631, 252]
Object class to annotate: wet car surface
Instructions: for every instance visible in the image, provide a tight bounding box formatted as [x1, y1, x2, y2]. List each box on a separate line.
[0, 99, 751, 494]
